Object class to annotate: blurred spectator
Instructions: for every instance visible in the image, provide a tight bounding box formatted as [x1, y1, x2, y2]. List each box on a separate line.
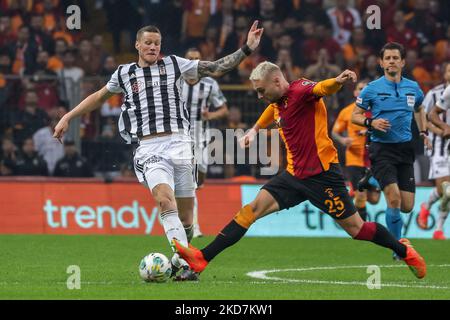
[434, 25, 450, 64]
[0, 51, 13, 111]
[29, 14, 54, 53]
[21, 50, 60, 112]
[47, 38, 67, 72]
[406, 0, 438, 46]
[326, 0, 362, 46]
[13, 90, 49, 144]
[181, 0, 212, 48]
[58, 49, 84, 106]
[420, 43, 442, 87]
[91, 35, 108, 71]
[208, 0, 235, 55]
[120, 161, 136, 178]
[53, 139, 94, 177]
[199, 26, 220, 61]
[359, 54, 382, 80]
[8, 25, 38, 75]
[0, 16, 15, 48]
[302, 23, 343, 67]
[276, 48, 302, 82]
[103, 0, 141, 53]
[15, 137, 48, 176]
[403, 49, 433, 92]
[386, 10, 418, 50]
[258, 19, 277, 61]
[75, 39, 101, 76]
[0, 137, 18, 176]
[293, 0, 331, 28]
[33, 108, 65, 175]
[100, 56, 122, 117]
[227, 106, 248, 130]
[222, 14, 250, 55]
[304, 48, 341, 111]
[342, 27, 372, 75]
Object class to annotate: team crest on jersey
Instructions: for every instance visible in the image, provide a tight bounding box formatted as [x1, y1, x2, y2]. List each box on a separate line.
[302, 80, 316, 86]
[131, 80, 143, 93]
[159, 64, 166, 75]
[406, 95, 416, 108]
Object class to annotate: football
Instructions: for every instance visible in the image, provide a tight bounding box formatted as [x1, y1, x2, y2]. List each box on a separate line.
[139, 253, 172, 283]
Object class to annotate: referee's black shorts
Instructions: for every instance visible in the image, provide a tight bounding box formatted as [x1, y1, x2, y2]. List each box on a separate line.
[262, 164, 356, 220]
[369, 141, 416, 193]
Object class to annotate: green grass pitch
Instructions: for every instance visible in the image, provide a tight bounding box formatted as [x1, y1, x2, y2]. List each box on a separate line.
[1, 235, 449, 299]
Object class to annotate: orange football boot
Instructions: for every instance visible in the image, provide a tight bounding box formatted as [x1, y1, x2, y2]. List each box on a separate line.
[399, 238, 426, 279]
[433, 230, 446, 240]
[417, 203, 430, 229]
[172, 239, 208, 273]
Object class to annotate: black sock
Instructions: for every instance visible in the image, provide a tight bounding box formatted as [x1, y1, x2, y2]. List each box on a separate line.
[372, 223, 407, 258]
[201, 220, 247, 262]
[358, 207, 368, 221]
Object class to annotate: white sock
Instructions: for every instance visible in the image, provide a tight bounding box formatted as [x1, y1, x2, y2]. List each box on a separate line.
[436, 210, 449, 231]
[160, 209, 188, 248]
[426, 188, 440, 209]
[193, 194, 199, 227]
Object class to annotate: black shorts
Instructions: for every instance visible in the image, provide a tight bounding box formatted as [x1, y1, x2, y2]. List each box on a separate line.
[346, 166, 366, 191]
[369, 141, 415, 192]
[261, 164, 356, 220]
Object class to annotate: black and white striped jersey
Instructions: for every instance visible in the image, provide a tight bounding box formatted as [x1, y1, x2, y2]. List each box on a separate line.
[423, 83, 449, 157]
[181, 77, 227, 146]
[106, 55, 199, 143]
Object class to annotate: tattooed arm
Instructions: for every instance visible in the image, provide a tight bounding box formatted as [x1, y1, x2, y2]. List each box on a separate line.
[198, 20, 264, 79]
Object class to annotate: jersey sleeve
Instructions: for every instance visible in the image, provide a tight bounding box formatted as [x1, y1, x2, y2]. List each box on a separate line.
[208, 80, 227, 109]
[436, 86, 450, 111]
[106, 67, 124, 94]
[256, 104, 275, 129]
[422, 90, 435, 113]
[414, 84, 425, 111]
[356, 85, 373, 110]
[174, 56, 199, 81]
[332, 108, 348, 134]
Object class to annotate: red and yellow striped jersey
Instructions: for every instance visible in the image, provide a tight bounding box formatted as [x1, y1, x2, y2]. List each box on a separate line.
[257, 79, 340, 179]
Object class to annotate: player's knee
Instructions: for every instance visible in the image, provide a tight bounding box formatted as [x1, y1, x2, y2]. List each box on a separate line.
[400, 203, 413, 213]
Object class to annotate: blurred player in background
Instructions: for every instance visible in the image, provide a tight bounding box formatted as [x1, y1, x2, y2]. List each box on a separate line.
[332, 79, 380, 221]
[182, 48, 229, 238]
[426, 64, 450, 240]
[352, 43, 430, 257]
[174, 62, 427, 280]
[53, 22, 264, 281]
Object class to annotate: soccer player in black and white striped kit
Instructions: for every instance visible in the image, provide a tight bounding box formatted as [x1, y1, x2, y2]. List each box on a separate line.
[53, 22, 264, 280]
[419, 62, 450, 239]
[182, 48, 229, 238]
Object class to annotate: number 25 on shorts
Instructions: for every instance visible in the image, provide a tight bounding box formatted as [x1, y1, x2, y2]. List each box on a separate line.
[324, 197, 345, 217]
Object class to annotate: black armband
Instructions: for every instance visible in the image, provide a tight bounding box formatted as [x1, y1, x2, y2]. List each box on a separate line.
[241, 44, 253, 56]
[364, 117, 373, 129]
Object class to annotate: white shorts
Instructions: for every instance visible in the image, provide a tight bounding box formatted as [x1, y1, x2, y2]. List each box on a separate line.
[194, 142, 209, 174]
[134, 133, 196, 198]
[428, 155, 450, 180]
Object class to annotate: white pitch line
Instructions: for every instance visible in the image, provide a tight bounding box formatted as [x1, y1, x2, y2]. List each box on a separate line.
[246, 264, 450, 290]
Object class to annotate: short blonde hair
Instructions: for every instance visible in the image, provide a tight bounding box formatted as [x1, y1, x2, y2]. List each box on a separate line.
[249, 61, 280, 81]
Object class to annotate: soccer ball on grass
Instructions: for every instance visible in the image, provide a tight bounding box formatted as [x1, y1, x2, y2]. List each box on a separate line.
[139, 253, 172, 282]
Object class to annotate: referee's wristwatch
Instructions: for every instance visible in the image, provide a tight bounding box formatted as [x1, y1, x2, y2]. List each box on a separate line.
[363, 117, 373, 129]
[419, 130, 428, 139]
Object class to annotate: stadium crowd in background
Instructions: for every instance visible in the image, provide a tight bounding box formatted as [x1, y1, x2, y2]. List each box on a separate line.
[0, 0, 449, 180]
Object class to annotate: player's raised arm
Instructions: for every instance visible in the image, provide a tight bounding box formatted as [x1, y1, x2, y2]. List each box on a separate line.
[197, 21, 263, 79]
[239, 104, 274, 149]
[53, 86, 116, 143]
[311, 69, 357, 97]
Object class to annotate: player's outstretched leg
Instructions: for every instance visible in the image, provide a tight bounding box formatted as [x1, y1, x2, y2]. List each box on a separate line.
[341, 213, 426, 279]
[173, 204, 256, 273]
[174, 189, 278, 273]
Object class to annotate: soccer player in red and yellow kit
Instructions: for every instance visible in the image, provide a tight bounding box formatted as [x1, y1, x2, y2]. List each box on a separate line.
[332, 80, 380, 221]
[174, 62, 426, 279]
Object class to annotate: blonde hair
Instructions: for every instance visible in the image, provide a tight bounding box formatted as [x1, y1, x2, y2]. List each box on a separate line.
[249, 61, 280, 81]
